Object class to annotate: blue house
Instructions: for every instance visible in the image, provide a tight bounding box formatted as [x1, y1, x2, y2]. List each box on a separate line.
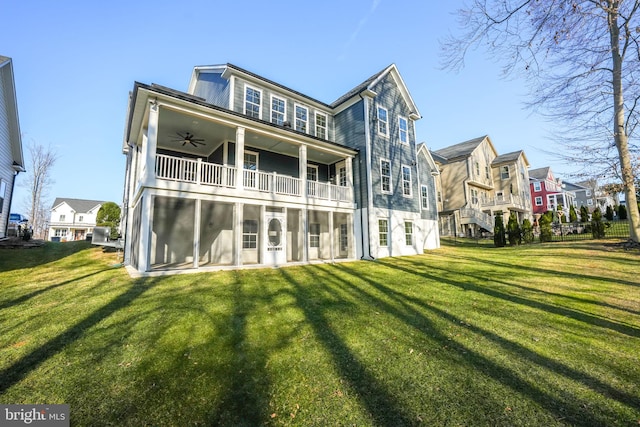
[121, 63, 439, 274]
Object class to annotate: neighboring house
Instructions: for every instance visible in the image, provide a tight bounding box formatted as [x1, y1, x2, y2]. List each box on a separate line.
[575, 179, 619, 213]
[563, 181, 592, 217]
[432, 135, 531, 237]
[49, 198, 105, 241]
[0, 56, 25, 239]
[121, 63, 440, 274]
[529, 167, 575, 220]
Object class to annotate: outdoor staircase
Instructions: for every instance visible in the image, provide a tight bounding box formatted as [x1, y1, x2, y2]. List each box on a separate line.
[460, 208, 494, 233]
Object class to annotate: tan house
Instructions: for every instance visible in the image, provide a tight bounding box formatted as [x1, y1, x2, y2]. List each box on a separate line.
[432, 135, 532, 237]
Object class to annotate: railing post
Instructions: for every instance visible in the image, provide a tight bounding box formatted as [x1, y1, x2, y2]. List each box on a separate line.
[272, 171, 277, 194]
[196, 158, 202, 185]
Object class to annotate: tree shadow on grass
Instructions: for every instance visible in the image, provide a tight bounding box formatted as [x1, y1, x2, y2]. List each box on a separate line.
[332, 262, 639, 425]
[0, 277, 157, 395]
[279, 267, 415, 426]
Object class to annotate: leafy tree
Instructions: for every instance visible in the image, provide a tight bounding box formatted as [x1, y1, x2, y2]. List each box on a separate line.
[580, 205, 589, 223]
[97, 202, 121, 239]
[569, 205, 578, 222]
[591, 207, 606, 238]
[507, 212, 521, 246]
[618, 204, 628, 220]
[521, 218, 534, 244]
[605, 205, 615, 221]
[442, 0, 640, 243]
[539, 212, 553, 243]
[493, 212, 506, 247]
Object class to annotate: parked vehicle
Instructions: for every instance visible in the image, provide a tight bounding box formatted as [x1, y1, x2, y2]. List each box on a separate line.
[8, 213, 29, 237]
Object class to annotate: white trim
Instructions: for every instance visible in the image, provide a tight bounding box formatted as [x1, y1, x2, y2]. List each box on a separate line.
[306, 164, 319, 181]
[535, 196, 543, 206]
[421, 184, 429, 209]
[533, 181, 541, 192]
[243, 84, 262, 119]
[404, 220, 414, 246]
[315, 111, 328, 139]
[380, 158, 392, 194]
[376, 105, 389, 137]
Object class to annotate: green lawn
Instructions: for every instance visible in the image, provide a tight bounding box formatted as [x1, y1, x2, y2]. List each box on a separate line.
[0, 240, 638, 426]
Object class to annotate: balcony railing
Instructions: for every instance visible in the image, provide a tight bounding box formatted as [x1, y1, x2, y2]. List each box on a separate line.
[480, 194, 529, 209]
[154, 154, 352, 202]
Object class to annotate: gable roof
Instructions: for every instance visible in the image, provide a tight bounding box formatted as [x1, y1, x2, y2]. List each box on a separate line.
[0, 55, 24, 172]
[528, 167, 551, 181]
[432, 135, 495, 161]
[492, 150, 529, 167]
[417, 143, 440, 175]
[52, 198, 105, 213]
[330, 64, 421, 119]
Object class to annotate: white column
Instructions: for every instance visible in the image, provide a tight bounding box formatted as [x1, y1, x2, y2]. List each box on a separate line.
[328, 211, 334, 262]
[299, 144, 307, 198]
[193, 199, 201, 269]
[301, 209, 308, 262]
[142, 100, 159, 186]
[348, 212, 356, 259]
[233, 202, 243, 266]
[235, 127, 245, 191]
[138, 195, 153, 272]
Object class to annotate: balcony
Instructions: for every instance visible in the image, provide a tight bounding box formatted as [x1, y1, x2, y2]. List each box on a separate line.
[481, 194, 529, 211]
[154, 153, 352, 203]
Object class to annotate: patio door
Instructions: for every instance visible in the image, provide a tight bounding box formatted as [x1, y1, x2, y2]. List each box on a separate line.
[264, 211, 286, 265]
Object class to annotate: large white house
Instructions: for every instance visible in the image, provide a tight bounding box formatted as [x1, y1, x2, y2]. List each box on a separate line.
[48, 198, 105, 241]
[0, 56, 25, 239]
[121, 63, 440, 275]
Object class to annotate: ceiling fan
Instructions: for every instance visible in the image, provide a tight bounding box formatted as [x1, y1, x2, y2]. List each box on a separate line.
[171, 131, 205, 147]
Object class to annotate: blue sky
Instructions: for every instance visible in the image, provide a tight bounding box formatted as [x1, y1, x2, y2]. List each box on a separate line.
[5, 0, 566, 211]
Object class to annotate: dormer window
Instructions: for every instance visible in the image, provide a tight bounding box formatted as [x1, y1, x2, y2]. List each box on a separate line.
[315, 112, 327, 139]
[271, 95, 286, 125]
[244, 86, 261, 119]
[295, 104, 308, 133]
[377, 106, 389, 136]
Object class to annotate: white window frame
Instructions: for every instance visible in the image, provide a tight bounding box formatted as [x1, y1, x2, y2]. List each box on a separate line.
[401, 165, 412, 197]
[271, 94, 286, 125]
[421, 185, 429, 209]
[59, 214, 66, 222]
[78, 215, 84, 222]
[404, 221, 413, 246]
[244, 85, 262, 119]
[315, 112, 327, 139]
[587, 199, 593, 206]
[242, 220, 258, 249]
[535, 196, 543, 206]
[306, 165, 318, 181]
[54, 228, 66, 237]
[380, 159, 392, 194]
[378, 219, 389, 247]
[244, 150, 259, 170]
[533, 182, 541, 192]
[501, 166, 510, 179]
[377, 106, 389, 137]
[309, 223, 320, 248]
[398, 116, 408, 144]
[295, 104, 308, 133]
[496, 191, 504, 202]
[338, 166, 347, 187]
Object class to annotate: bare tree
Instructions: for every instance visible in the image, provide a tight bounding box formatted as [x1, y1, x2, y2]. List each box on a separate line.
[442, 0, 640, 242]
[20, 143, 57, 239]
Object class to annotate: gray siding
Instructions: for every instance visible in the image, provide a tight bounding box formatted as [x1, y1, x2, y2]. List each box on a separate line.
[335, 101, 367, 209]
[369, 74, 420, 213]
[417, 150, 438, 221]
[0, 69, 15, 234]
[193, 72, 230, 108]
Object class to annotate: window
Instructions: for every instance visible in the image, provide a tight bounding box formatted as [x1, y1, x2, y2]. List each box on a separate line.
[295, 105, 308, 133]
[501, 166, 510, 179]
[398, 116, 408, 144]
[309, 223, 320, 248]
[475, 162, 480, 177]
[59, 214, 66, 222]
[315, 112, 327, 139]
[404, 221, 413, 246]
[244, 86, 261, 119]
[377, 106, 389, 136]
[380, 159, 391, 193]
[339, 224, 348, 252]
[421, 185, 429, 209]
[338, 166, 347, 187]
[242, 220, 258, 249]
[271, 95, 286, 125]
[402, 165, 412, 197]
[437, 191, 442, 203]
[535, 196, 543, 206]
[496, 191, 504, 202]
[587, 199, 593, 206]
[485, 165, 490, 179]
[54, 229, 65, 237]
[78, 215, 84, 222]
[471, 188, 479, 205]
[378, 219, 389, 247]
[307, 165, 318, 181]
[243, 151, 258, 188]
[533, 182, 541, 192]
[585, 189, 592, 196]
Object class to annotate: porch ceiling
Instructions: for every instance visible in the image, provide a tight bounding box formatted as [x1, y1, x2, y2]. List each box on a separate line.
[156, 108, 345, 164]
